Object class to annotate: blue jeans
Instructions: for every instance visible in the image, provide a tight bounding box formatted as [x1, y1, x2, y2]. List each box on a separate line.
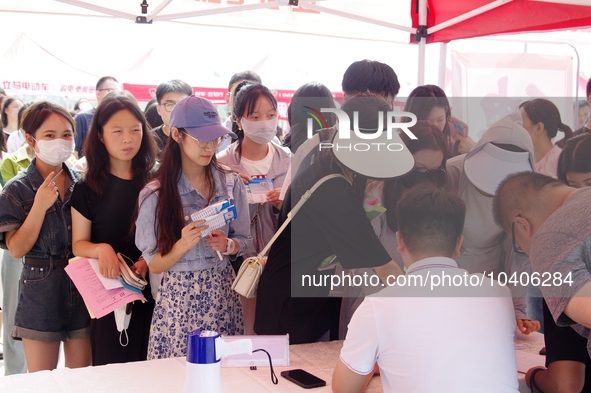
[13, 258, 90, 342]
[1, 250, 27, 375]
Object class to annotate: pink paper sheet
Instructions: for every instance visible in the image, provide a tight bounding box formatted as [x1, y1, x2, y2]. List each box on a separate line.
[65, 257, 146, 319]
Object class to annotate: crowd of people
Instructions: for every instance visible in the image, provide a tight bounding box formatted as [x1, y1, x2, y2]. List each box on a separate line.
[0, 60, 591, 392]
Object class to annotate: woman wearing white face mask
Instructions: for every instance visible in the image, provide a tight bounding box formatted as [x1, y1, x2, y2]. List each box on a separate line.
[217, 82, 291, 335]
[0, 101, 91, 372]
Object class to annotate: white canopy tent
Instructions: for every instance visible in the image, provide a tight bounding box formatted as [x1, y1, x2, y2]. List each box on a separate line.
[1, 0, 591, 112]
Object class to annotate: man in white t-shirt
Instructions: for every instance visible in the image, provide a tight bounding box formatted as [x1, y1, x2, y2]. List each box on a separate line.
[333, 184, 519, 393]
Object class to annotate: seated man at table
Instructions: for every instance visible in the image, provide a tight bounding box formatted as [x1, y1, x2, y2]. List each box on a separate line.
[333, 184, 519, 393]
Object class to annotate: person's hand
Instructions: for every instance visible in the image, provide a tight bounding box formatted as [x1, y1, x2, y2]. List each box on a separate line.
[525, 366, 545, 389]
[239, 173, 252, 184]
[453, 134, 476, 154]
[34, 171, 59, 212]
[266, 188, 282, 210]
[206, 230, 228, 252]
[132, 257, 148, 278]
[97, 243, 120, 279]
[517, 319, 541, 335]
[177, 220, 207, 253]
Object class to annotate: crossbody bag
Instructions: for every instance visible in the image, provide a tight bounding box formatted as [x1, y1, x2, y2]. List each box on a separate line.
[232, 173, 347, 298]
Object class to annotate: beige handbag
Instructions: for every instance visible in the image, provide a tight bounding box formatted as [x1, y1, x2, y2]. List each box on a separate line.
[232, 174, 347, 298]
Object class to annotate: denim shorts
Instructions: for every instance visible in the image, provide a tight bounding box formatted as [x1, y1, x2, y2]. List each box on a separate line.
[12, 258, 90, 342]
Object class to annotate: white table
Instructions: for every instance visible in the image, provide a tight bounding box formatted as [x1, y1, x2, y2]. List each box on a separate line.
[0, 334, 544, 393]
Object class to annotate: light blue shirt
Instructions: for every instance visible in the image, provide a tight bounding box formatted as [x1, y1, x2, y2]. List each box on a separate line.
[135, 166, 252, 271]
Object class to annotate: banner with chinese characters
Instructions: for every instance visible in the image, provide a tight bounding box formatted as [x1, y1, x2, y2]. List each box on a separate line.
[1, 80, 96, 96]
[122, 83, 344, 120]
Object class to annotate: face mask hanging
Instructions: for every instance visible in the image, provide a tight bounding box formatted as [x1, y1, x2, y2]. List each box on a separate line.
[114, 303, 133, 347]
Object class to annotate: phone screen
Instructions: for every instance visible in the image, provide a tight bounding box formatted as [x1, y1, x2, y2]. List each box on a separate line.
[281, 369, 326, 388]
[448, 116, 468, 138]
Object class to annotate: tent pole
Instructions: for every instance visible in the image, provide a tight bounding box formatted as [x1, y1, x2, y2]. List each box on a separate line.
[298, 2, 415, 33]
[146, 0, 173, 22]
[53, 0, 137, 20]
[154, 0, 291, 21]
[429, 0, 513, 34]
[438, 42, 447, 88]
[417, 0, 427, 85]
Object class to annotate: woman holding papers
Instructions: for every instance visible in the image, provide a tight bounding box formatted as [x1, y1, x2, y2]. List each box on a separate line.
[0, 101, 90, 372]
[135, 96, 251, 359]
[217, 82, 291, 335]
[71, 91, 157, 366]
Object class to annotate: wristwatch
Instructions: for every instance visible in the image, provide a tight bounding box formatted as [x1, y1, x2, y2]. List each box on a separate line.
[222, 238, 236, 255]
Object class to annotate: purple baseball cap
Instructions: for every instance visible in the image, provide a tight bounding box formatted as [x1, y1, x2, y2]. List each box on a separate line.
[169, 95, 237, 141]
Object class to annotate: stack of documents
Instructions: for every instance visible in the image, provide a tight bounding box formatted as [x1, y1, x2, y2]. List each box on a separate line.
[190, 199, 238, 237]
[65, 257, 146, 319]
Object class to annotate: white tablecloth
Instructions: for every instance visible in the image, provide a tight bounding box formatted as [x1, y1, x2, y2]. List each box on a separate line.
[0, 334, 544, 393]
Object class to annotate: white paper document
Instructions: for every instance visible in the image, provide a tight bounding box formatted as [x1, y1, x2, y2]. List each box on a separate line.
[88, 258, 123, 290]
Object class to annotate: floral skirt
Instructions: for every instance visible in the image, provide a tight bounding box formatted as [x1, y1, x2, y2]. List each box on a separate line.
[147, 263, 244, 359]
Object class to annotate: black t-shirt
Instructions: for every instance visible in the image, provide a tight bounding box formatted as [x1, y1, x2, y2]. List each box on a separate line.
[71, 173, 154, 365]
[152, 125, 168, 158]
[71, 173, 143, 262]
[543, 300, 591, 392]
[254, 154, 391, 344]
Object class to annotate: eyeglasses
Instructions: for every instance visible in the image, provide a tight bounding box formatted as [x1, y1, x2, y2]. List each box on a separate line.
[184, 132, 226, 148]
[417, 167, 446, 186]
[160, 102, 178, 113]
[511, 214, 525, 254]
[97, 88, 118, 93]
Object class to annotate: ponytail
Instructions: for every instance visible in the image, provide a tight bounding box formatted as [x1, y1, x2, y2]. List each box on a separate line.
[559, 122, 574, 144]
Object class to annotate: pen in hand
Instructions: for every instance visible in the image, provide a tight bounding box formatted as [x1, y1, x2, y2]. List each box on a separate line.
[51, 169, 64, 183]
[210, 232, 224, 261]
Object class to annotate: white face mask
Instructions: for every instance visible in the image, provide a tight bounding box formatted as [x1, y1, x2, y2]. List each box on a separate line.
[33, 138, 74, 166]
[240, 117, 278, 144]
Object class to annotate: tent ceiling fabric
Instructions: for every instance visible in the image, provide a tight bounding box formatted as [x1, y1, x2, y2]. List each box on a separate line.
[413, 0, 591, 43]
[2, 0, 591, 94]
[1, 0, 412, 43]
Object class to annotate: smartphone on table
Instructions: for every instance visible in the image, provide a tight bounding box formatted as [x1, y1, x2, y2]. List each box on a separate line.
[281, 369, 326, 389]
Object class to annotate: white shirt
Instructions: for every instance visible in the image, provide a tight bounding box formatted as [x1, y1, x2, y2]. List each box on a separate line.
[340, 256, 519, 393]
[240, 143, 274, 177]
[6, 130, 25, 154]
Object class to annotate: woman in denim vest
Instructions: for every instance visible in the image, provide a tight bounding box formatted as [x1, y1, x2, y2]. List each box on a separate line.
[0, 101, 91, 372]
[135, 96, 251, 359]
